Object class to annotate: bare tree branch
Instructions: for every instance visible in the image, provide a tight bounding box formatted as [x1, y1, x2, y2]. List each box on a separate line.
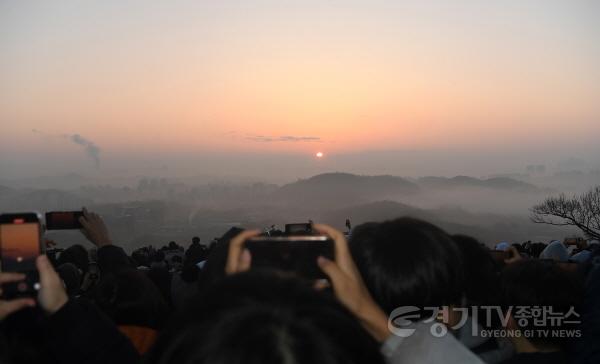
[530, 186, 600, 240]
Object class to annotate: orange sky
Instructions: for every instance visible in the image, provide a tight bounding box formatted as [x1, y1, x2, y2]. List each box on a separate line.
[1, 1, 599, 178]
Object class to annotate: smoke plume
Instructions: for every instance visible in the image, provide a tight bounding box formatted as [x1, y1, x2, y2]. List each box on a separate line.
[32, 129, 101, 168]
[69, 134, 101, 168]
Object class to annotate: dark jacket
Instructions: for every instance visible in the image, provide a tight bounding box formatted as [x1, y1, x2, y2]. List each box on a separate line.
[46, 299, 140, 364]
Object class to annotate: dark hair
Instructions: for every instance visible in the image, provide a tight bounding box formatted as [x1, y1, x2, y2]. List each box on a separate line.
[56, 262, 83, 297]
[453, 235, 501, 305]
[57, 244, 89, 273]
[147, 271, 385, 364]
[528, 242, 547, 258]
[192, 236, 200, 244]
[501, 260, 584, 347]
[93, 269, 170, 329]
[196, 227, 244, 289]
[349, 217, 464, 315]
[452, 234, 502, 327]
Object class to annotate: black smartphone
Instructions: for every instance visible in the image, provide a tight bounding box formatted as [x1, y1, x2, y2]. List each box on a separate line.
[45, 211, 83, 230]
[0, 213, 44, 298]
[284, 223, 313, 236]
[245, 235, 334, 279]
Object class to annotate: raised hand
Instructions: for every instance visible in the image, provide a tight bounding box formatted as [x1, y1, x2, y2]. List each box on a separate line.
[225, 230, 261, 275]
[313, 223, 390, 342]
[79, 207, 113, 247]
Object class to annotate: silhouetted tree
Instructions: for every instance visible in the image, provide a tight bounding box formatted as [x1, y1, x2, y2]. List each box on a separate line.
[531, 186, 600, 240]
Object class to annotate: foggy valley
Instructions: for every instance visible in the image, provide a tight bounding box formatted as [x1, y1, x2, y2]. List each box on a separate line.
[2, 168, 599, 252]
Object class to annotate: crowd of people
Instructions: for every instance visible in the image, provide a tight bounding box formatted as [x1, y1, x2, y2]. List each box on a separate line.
[1, 208, 599, 364]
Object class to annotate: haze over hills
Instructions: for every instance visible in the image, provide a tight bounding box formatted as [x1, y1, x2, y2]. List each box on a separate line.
[276, 173, 420, 207]
[319, 200, 572, 244]
[417, 176, 545, 193]
[0, 171, 585, 251]
[274, 173, 551, 214]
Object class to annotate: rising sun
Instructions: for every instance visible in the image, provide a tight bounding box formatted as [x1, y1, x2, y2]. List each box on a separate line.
[316, 152, 324, 158]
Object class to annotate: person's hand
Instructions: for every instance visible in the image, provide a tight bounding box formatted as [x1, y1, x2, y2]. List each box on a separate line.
[225, 230, 261, 275]
[313, 224, 390, 342]
[45, 239, 57, 249]
[0, 256, 68, 320]
[504, 246, 523, 265]
[0, 273, 36, 320]
[36, 255, 68, 314]
[79, 208, 113, 247]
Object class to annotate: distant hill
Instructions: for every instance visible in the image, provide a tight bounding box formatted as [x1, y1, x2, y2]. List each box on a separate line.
[321, 200, 433, 224]
[272, 172, 546, 208]
[418, 175, 541, 193]
[276, 173, 420, 206]
[273, 172, 545, 208]
[320, 199, 572, 245]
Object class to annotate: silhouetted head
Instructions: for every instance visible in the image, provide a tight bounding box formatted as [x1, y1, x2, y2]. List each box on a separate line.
[93, 269, 170, 329]
[453, 234, 502, 327]
[501, 259, 584, 348]
[349, 217, 464, 315]
[192, 236, 201, 245]
[57, 244, 89, 273]
[196, 227, 244, 289]
[56, 262, 83, 296]
[453, 234, 501, 306]
[147, 271, 385, 364]
[529, 242, 547, 258]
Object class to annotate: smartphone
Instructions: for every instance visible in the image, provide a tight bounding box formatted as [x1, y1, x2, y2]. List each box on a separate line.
[245, 235, 334, 279]
[284, 223, 313, 236]
[45, 211, 83, 230]
[0, 213, 44, 298]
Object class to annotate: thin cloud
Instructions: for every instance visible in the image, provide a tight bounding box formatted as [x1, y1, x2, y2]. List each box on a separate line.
[246, 135, 321, 143]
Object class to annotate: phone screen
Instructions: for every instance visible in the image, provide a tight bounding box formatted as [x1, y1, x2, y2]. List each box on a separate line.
[0, 222, 40, 272]
[45, 211, 83, 230]
[0, 216, 41, 298]
[246, 236, 334, 279]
